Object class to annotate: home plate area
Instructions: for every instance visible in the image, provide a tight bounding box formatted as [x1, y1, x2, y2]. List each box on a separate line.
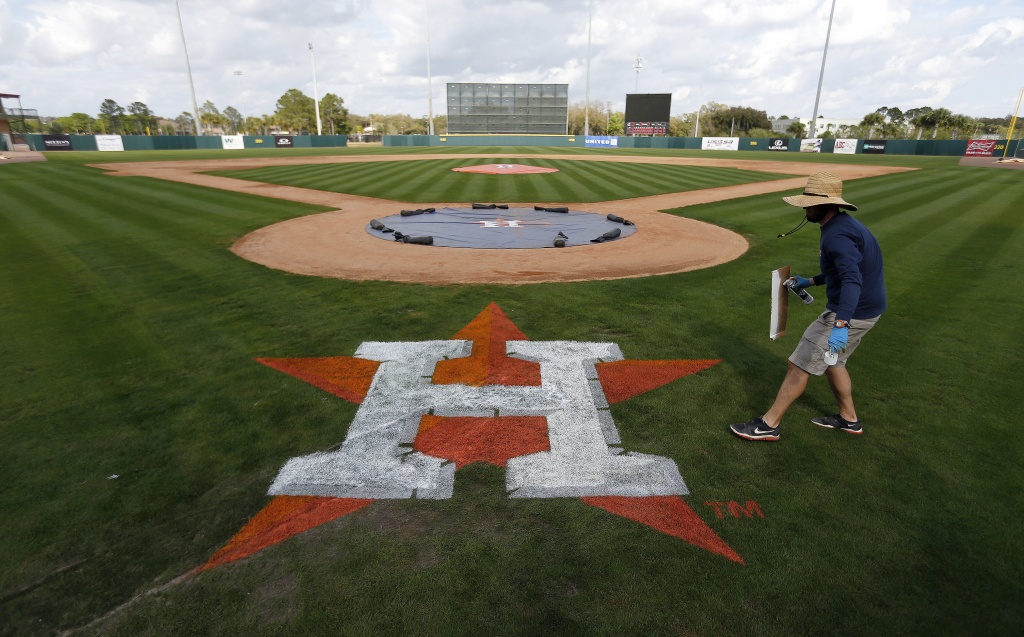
[367, 205, 637, 248]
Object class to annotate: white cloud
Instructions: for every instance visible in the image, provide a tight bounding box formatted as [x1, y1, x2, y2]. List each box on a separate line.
[0, 0, 1021, 120]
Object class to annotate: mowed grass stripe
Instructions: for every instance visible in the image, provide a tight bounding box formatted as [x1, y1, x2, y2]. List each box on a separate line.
[4, 181, 230, 313]
[213, 160, 787, 203]
[6, 154, 1023, 637]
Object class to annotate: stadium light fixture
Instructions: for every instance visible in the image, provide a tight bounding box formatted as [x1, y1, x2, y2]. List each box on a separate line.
[809, 0, 837, 139]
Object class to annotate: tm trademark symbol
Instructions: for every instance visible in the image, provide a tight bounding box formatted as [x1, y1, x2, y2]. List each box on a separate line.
[704, 501, 764, 519]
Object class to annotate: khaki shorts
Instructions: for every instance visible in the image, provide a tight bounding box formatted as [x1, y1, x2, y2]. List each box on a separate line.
[789, 311, 880, 376]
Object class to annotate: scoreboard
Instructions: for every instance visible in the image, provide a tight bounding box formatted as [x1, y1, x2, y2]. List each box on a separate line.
[625, 93, 671, 136]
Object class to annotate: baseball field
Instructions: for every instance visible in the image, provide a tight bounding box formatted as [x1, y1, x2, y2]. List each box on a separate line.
[1, 146, 1021, 636]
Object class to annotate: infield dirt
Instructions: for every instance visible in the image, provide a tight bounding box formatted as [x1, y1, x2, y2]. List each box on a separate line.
[94, 154, 914, 284]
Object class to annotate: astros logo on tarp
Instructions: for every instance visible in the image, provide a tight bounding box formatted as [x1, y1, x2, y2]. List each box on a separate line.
[198, 303, 742, 573]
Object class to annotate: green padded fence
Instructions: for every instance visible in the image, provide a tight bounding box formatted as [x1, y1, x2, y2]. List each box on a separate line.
[22, 134, 346, 152]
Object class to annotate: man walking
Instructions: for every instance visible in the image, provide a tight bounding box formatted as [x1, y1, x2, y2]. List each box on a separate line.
[731, 172, 887, 441]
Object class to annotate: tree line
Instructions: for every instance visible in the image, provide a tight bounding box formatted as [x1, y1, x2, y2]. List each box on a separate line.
[31, 93, 1017, 140]
[36, 89, 355, 137]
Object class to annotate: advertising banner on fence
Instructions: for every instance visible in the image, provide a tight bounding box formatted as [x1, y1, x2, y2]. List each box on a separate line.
[95, 135, 124, 152]
[585, 136, 618, 148]
[221, 135, 244, 150]
[274, 135, 294, 148]
[862, 140, 887, 154]
[701, 137, 739, 151]
[833, 139, 858, 155]
[965, 139, 998, 157]
[800, 138, 822, 153]
[42, 135, 73, 151]
[767, 138, 790, 151]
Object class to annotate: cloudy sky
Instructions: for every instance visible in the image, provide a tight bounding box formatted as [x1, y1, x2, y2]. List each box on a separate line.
[1, 0, 1022, 123]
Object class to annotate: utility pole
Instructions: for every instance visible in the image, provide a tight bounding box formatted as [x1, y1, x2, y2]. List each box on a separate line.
[809, 0, 837, 139]
[309, 43, 322, 135]
[174, 0, 202, 136]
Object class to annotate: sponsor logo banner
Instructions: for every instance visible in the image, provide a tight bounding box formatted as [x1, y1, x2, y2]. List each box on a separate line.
[95, 135, 124, 152]
[833, 138, 858, 155]
[862, 140, 887, 154]
[965, 139, 997, 157]
[767, 138, 790, 151]
[42, 135, 73, 151]
[274, 135, 294, 148]
[625, 122, 668, 135]
[800, 138, 822, 153]
[221, 134, 244, 150]
[585, 136, 618, 148]
[701, 137, 740, 151]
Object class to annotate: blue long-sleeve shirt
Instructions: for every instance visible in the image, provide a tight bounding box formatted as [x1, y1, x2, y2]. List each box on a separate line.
[810, 213, 887, 321]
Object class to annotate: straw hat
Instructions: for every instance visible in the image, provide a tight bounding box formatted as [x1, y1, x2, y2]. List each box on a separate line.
[782, 172, 858, 211]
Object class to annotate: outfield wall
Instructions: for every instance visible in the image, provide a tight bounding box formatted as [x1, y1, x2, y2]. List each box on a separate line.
[21, 134, 348, 152]
[385, 134, 1019, 157]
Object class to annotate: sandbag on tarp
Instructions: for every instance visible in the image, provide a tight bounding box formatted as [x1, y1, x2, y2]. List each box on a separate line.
[534, 206, 569, 213]
[472, 203, 509, 209]
[365, 207, 637, 249]
[590, 228, 621, 243]
[393, 231, 434, 245]
[607, 214, 635, 226]
[554, 232, 568, 248]
[400, 208, 436, 216]
[369, 219, 394, 233]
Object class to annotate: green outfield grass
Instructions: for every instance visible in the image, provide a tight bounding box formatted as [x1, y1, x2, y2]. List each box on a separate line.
[1, 150, 1021, 636]
[212, 158, 790, 203]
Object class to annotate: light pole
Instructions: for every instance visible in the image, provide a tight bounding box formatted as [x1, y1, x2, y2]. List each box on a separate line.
[233, 70, 246, 132]
[633, 54, 643, 94]
[809, 0, 837, 139]
[584, 0, 592, 136]
[308, 43, 322, 135]
[426, 24, 434, 136]
[693, 106, 703, 137]
[174, 0, 201, 136]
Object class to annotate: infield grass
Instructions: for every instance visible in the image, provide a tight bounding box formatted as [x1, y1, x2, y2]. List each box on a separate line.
[0, 150, 1021, 636]
[211, 158, 790, 203]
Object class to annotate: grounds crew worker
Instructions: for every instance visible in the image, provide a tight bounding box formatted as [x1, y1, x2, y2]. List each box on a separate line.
[731, 172, 887, 441]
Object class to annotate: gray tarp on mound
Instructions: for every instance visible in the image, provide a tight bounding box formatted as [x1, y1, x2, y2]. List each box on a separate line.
[365, 207, 637, 248]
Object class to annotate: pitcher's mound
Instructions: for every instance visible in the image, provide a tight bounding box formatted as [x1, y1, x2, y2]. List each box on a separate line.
[451, 164, 559, 175]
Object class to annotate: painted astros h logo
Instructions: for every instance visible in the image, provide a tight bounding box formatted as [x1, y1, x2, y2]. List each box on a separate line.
[198, 304, 742, 573]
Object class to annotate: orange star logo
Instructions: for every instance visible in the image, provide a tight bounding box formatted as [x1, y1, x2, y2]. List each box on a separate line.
[197, 304, 741, 574]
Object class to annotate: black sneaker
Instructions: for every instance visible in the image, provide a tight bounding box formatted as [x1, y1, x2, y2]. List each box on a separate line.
[730, 417, 780, 441]
[811, 414, 863, 435]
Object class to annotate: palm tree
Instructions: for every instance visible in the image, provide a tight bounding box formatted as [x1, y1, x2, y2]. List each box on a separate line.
[860, 112, 886, 138]
[947, 114, 974, 140]
[905, 107, 932, 140]
[786, 122, 807, 138]
[927, 108, 953, 139]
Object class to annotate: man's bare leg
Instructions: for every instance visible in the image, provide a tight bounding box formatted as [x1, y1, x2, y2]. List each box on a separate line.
[824, 365, 858, 422]
[761, 362, 810, 428]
